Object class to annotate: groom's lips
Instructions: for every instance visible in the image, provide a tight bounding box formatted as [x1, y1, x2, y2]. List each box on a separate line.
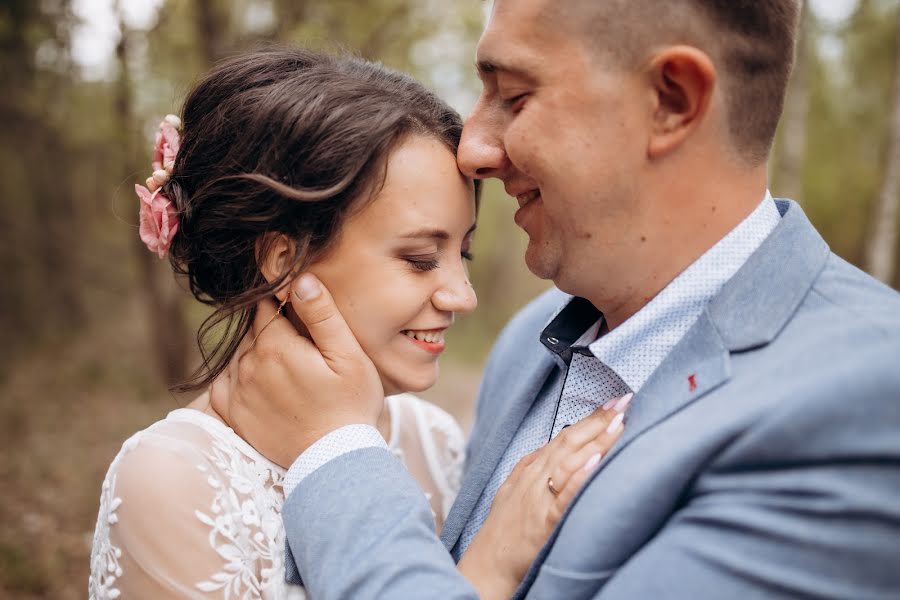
[515, 189, 541, 209]
[514, 190, 542, 230]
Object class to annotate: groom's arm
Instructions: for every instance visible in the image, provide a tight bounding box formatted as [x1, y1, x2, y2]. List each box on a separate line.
[282, 446, 478, 600]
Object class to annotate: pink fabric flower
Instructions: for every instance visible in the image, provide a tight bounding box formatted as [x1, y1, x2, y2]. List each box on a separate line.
[152, 116, 181, 173]
[135, 184, 179, 259]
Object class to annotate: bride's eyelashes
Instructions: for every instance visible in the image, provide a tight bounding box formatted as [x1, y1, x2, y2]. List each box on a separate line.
[405, 254, 441, 272]
[403, 250, 475, 272]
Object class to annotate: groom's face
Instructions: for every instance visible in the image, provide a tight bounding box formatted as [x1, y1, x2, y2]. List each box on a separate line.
[459, 0, 652, 298]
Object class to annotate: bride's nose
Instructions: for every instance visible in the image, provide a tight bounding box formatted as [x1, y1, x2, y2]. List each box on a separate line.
[432, 270, 477, 315]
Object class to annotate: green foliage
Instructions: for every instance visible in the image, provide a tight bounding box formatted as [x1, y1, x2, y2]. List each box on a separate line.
[775, 0, 900, 285]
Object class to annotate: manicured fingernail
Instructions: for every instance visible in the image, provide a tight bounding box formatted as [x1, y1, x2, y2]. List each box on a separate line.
[607, 412, 624, 434]
[294, 274, 321, 301]
[582, 453, 603, 472]
[614, 392, 634, 412]
[602, 398, 617, 411]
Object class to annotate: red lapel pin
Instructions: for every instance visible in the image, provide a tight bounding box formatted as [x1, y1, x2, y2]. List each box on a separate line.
[688, 374, 698, 392]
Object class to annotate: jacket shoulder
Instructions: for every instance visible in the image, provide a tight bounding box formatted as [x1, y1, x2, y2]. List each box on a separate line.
[809, 253, 900, 338]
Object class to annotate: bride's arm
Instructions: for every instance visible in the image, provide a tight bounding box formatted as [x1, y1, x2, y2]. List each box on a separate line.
[90, 429, 257, 599]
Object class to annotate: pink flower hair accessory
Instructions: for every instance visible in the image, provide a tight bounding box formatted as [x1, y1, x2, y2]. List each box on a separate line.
[137, 114, 182, 258]
[136, 183, 179, 259]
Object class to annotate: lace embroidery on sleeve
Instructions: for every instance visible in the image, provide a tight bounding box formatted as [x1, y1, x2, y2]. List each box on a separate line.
[400, 395, 466, 519]
[429, 409, 466, 498]
[90, 433, 142, 600]
[89, 411, 307, 600]
[90, 473, 124, 599]
[192, 434, 286, 596]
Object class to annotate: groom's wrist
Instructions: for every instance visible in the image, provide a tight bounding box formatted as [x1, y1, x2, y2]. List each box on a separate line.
[282, 424, 387, 496]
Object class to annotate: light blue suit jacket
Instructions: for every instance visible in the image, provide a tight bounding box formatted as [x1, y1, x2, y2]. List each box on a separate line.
[283, 200, 900, 599]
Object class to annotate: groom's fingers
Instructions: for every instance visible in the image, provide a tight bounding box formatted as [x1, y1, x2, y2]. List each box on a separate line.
[250, 294, 281, 337]
[246, 293, 318, 367]
[290, 273, 365, 369]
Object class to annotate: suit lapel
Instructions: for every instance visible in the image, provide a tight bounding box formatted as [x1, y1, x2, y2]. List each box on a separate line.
[441, 348, 558, 551]
[606, 311, 731, 462]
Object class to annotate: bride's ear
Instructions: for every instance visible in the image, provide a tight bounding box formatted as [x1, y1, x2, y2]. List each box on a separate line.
[256, 233, 297, 303]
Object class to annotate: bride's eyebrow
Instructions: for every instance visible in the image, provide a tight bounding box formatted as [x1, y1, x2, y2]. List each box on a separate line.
[399, 223, 477, 241]
[400, 228, 451, 241]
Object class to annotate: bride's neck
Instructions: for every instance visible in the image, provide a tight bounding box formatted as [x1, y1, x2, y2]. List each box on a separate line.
[193, 385, 394, 447]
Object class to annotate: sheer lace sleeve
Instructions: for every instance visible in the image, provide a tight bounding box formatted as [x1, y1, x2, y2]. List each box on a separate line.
[387, 395, 466, 530]
[89, 412, 302, 600]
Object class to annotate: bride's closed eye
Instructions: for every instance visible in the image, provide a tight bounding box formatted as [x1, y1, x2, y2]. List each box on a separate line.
[405, 254, 441, 272]
[404, 250, 474, 273]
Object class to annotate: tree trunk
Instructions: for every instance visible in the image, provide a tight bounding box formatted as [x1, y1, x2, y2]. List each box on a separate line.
[865, 8, 900, 284]
[115, 2, 191, 386]
[194, 0, 227, 67]
[773, 0, 811, 202]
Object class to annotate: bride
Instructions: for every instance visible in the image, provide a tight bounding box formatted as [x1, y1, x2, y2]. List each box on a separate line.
[89, 48, 624, 599]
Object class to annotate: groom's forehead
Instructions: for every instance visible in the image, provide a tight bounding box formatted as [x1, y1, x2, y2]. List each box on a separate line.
[476, 0, 568, 70]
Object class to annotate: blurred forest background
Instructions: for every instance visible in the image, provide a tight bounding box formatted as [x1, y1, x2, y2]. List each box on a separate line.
[1, 0, 899, 597]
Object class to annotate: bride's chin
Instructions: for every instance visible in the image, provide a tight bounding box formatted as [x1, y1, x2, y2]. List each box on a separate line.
[378, 367, 438, 396]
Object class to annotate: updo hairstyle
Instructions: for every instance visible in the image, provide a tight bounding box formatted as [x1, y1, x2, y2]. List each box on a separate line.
[161, 48, 475, 392]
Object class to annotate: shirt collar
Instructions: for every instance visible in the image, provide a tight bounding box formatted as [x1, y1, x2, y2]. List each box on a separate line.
[540, 191, 781, 390]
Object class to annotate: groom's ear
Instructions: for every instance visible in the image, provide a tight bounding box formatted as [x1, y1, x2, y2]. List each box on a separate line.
[257, 233, 297, 302]
[645, 46, 716, 159]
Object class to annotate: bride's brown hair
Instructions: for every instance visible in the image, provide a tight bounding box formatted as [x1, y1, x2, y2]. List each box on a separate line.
[161, 48, 476, 392]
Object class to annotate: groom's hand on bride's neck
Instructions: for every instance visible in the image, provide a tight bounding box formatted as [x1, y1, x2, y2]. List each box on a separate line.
[210, 273, 384, 468]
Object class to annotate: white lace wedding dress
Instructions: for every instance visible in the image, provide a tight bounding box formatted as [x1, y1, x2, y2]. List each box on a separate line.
[89, 393, 465, 599]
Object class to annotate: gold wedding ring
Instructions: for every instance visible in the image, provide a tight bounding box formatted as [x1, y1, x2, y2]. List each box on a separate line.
[547, 477, 560, 496]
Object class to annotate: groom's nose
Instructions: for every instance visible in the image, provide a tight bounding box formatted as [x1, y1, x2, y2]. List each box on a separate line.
[458, 98, 510, 181]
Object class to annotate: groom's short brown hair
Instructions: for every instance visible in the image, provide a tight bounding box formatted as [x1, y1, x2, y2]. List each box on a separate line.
[561, 0, 801, 165]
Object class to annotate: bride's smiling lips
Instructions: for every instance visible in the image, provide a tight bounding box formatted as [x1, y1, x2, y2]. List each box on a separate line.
[401, 327, 449, 355]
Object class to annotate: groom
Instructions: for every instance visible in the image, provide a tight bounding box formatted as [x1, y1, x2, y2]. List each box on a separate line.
[216, 0, 900, 598]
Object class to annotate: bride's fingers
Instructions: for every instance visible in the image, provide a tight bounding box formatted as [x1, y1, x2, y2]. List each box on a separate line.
[530, 400, 621, 473]
[548, 417, 625, 510]
[545, 393, 633, 497]
[552, 446, 607, 517]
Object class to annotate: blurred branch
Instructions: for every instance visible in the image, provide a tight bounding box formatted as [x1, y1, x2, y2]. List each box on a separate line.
[194, 0, 227, 67]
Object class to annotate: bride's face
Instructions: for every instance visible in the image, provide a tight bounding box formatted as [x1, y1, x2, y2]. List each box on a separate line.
[309, 134, 478, 395]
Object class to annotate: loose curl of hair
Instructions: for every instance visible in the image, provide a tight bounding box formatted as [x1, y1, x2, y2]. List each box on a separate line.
[160, 48, 477, 393]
